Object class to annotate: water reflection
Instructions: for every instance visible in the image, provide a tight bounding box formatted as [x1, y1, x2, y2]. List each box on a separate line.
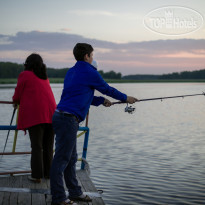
[0, 83, 205, 204]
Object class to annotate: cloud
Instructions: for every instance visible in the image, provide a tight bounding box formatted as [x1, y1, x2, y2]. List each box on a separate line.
[69, 10, 115, 17]
[0, 31, 86, 51]
[60, 28, 72, 32]
[0, 31, 205, 74]
[68, 10, 141, 21]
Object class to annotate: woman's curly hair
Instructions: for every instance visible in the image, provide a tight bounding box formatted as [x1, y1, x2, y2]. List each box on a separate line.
[24, 53, 48, 80]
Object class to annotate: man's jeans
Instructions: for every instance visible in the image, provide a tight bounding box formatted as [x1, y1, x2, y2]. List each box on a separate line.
[50, 111, 82, 203]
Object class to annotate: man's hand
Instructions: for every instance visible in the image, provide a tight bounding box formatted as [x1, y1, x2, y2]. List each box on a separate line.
[126, 96, 138, 104]
[103, 98, 112, 107]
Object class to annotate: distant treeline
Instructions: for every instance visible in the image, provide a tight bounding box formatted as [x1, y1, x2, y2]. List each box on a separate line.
[0, 62, 24, 78]
[98, 70, 122, 79]
[122, 70, 205, 80]
[0, 62, 122, 79]
[0, 62, 70, 79]
[0, 62, 205, 80]
[159, 70, 205, 79]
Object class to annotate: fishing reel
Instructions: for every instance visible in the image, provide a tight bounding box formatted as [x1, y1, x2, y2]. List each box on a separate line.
[124, 103, 135, 114]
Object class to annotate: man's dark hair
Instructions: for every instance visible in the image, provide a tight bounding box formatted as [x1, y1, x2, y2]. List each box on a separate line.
[24, 53, 48, 80]
[73, 43, 94, 61]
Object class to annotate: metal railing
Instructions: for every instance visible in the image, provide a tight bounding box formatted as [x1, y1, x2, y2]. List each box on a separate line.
[0, 101, 90, 175]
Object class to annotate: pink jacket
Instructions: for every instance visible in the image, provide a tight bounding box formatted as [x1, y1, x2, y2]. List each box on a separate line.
[13, 71, 56, 130]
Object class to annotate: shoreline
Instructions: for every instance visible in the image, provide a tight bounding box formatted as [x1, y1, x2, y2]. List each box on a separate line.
[0, 78, 205, 84]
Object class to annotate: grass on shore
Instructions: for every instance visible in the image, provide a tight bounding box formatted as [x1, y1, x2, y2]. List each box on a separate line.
[0, 78, 18, 84]
[0, 78, 205, 84]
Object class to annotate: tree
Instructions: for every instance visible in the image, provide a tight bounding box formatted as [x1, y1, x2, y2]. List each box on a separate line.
[98, 70, 122, 79]
[0, 62, 24, 78]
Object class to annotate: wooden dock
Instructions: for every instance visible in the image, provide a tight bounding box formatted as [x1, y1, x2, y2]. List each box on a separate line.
[0, 169, 105, 205]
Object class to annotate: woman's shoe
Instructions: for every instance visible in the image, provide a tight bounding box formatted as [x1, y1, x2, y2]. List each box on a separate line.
[44, 175, 50, 179]
[28, 176, 41, 183]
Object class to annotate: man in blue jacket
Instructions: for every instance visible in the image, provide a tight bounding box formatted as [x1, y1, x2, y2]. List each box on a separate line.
[50, 43, 138, 205]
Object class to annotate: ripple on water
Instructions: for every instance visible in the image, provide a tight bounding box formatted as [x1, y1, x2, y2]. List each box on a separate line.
[1, 83, 205, 204]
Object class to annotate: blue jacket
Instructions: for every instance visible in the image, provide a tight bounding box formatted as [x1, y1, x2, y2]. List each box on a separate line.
[57, 61, 127, 122]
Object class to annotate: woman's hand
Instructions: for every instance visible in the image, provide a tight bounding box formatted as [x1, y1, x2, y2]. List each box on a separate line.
[13, 103, 18, 109]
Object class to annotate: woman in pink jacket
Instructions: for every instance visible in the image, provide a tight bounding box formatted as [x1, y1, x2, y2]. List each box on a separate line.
[13, 53, 56, 183]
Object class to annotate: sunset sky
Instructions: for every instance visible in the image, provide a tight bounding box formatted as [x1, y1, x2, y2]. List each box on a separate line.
[0, 0, 205, 75]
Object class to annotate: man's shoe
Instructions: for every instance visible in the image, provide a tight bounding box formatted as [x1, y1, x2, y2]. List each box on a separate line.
[51, 199, 77, 205]
[28, 176, 41, 183]
[69, 193, 92, 202]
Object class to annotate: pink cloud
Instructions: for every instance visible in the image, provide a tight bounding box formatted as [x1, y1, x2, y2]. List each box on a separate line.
[0, 31, 205, 74]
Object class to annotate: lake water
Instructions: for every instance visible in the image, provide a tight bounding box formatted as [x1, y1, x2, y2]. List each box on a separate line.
[0, 83, 205, 205]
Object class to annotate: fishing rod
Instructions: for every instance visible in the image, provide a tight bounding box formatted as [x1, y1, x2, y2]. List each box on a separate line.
[112, 92, 205, 114]
[0, 107, 16, 160]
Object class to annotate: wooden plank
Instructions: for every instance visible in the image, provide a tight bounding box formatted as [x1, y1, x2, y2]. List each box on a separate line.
[0, 170, 105, 205]
[0, 177, 5, 203]
[18, 175, 31, 205]
[28, 176, 46, 205]
[0, 177, 8, 205]
[77, 170, 92, 205]
[76, 173, 85, 192]
[77, 170, 105, 205]
[76, 176, 91, 205]
[32, 193, 46, 205]
[2, 176, 10, 205]
[9, 175, 22, 205]
[44, 178, 52, 205]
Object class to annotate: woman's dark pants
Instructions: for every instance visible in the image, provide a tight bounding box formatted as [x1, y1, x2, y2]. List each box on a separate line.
[28, 123, 54, 179]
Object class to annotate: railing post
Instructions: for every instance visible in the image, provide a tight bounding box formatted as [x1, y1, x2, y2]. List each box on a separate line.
[81, 128, 89, 170]
[12, 105, 19, 153]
